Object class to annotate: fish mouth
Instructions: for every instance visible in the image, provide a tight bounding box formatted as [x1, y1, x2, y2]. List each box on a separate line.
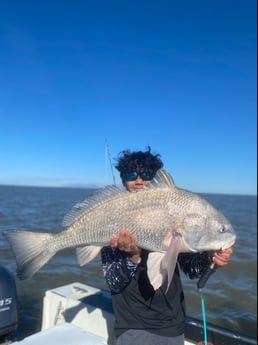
[221, 239, 236, 251]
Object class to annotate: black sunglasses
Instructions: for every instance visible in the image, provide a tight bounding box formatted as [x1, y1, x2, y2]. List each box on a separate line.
[123, 171, 154, 182]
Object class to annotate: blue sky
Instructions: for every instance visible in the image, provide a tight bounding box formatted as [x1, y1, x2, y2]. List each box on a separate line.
[0, 0, 256, 195]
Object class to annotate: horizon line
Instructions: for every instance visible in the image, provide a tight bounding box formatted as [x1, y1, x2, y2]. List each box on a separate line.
[0, 182, 256, 197]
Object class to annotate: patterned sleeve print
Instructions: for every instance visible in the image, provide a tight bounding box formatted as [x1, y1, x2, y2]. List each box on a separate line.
[101, 246, 139, 293]
[178, 252, 211, 279]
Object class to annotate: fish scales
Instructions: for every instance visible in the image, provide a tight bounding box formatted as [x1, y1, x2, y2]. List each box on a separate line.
[56, 189, 172, 252]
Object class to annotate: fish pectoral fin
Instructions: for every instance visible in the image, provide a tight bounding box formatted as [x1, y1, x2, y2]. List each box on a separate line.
[147, 234, 182, 292]
[147, 235, 182, 293]
[162, 235, 181, 293]
[76, 245, 101, 266]
[146, 252, 165, 290]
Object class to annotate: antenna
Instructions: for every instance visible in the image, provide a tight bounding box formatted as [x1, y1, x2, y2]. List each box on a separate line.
[105, 139, 116, 185]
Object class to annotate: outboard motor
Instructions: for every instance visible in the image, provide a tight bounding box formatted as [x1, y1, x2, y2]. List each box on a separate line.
[0, 266, 18, 340]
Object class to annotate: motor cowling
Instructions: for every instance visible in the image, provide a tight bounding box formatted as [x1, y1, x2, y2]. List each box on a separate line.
[0, 266, 18, 338]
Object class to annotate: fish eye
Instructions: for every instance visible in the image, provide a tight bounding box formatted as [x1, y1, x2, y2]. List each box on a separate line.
[219, 225, 226, 233]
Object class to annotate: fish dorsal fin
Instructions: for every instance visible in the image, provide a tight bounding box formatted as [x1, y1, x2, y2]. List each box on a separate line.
[62, 185, 125, 227]
[147, 169, 176, 189]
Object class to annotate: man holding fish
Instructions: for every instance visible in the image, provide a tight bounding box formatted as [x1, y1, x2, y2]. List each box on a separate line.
[101, 146, 234, 345]
[3, 146, 235, 345]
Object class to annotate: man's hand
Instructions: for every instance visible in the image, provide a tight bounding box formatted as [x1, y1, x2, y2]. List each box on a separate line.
[209, 246, 233, 267]
[110, 228, 141, 263]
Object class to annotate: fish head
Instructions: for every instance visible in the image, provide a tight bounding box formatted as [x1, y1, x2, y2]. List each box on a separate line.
[181, 207, 236, 252]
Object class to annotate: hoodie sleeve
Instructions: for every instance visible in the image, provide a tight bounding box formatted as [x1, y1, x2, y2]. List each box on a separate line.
[178, 252, 211, 279]
[101, 246, 139, 293]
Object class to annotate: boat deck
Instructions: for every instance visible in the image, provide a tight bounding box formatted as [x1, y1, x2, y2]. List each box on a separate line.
[10, 323, 196, 345]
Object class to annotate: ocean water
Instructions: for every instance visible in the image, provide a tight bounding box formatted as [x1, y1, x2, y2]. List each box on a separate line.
[0, 185, 257, 340]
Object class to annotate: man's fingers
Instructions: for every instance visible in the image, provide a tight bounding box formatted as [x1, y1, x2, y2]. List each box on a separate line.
[210, 246, 233, 267]
[116, 228, 138, 252]
[110, 235, 117, 247]
[213, 250, 231, 266]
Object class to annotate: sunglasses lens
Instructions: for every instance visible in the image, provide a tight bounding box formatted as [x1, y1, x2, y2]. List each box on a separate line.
[124, 172, 138, 181]
[141, 172, 154, 181]
[123, 171, 154, 181]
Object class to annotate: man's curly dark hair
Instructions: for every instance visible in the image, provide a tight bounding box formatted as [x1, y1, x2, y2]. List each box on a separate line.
[115, 146, 164, 178]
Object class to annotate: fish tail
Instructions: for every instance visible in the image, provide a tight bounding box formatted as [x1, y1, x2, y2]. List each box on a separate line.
[3, 230, 56, 280]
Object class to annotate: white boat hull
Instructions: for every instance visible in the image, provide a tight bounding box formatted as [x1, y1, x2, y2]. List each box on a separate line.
[41, 282, 115, 344]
